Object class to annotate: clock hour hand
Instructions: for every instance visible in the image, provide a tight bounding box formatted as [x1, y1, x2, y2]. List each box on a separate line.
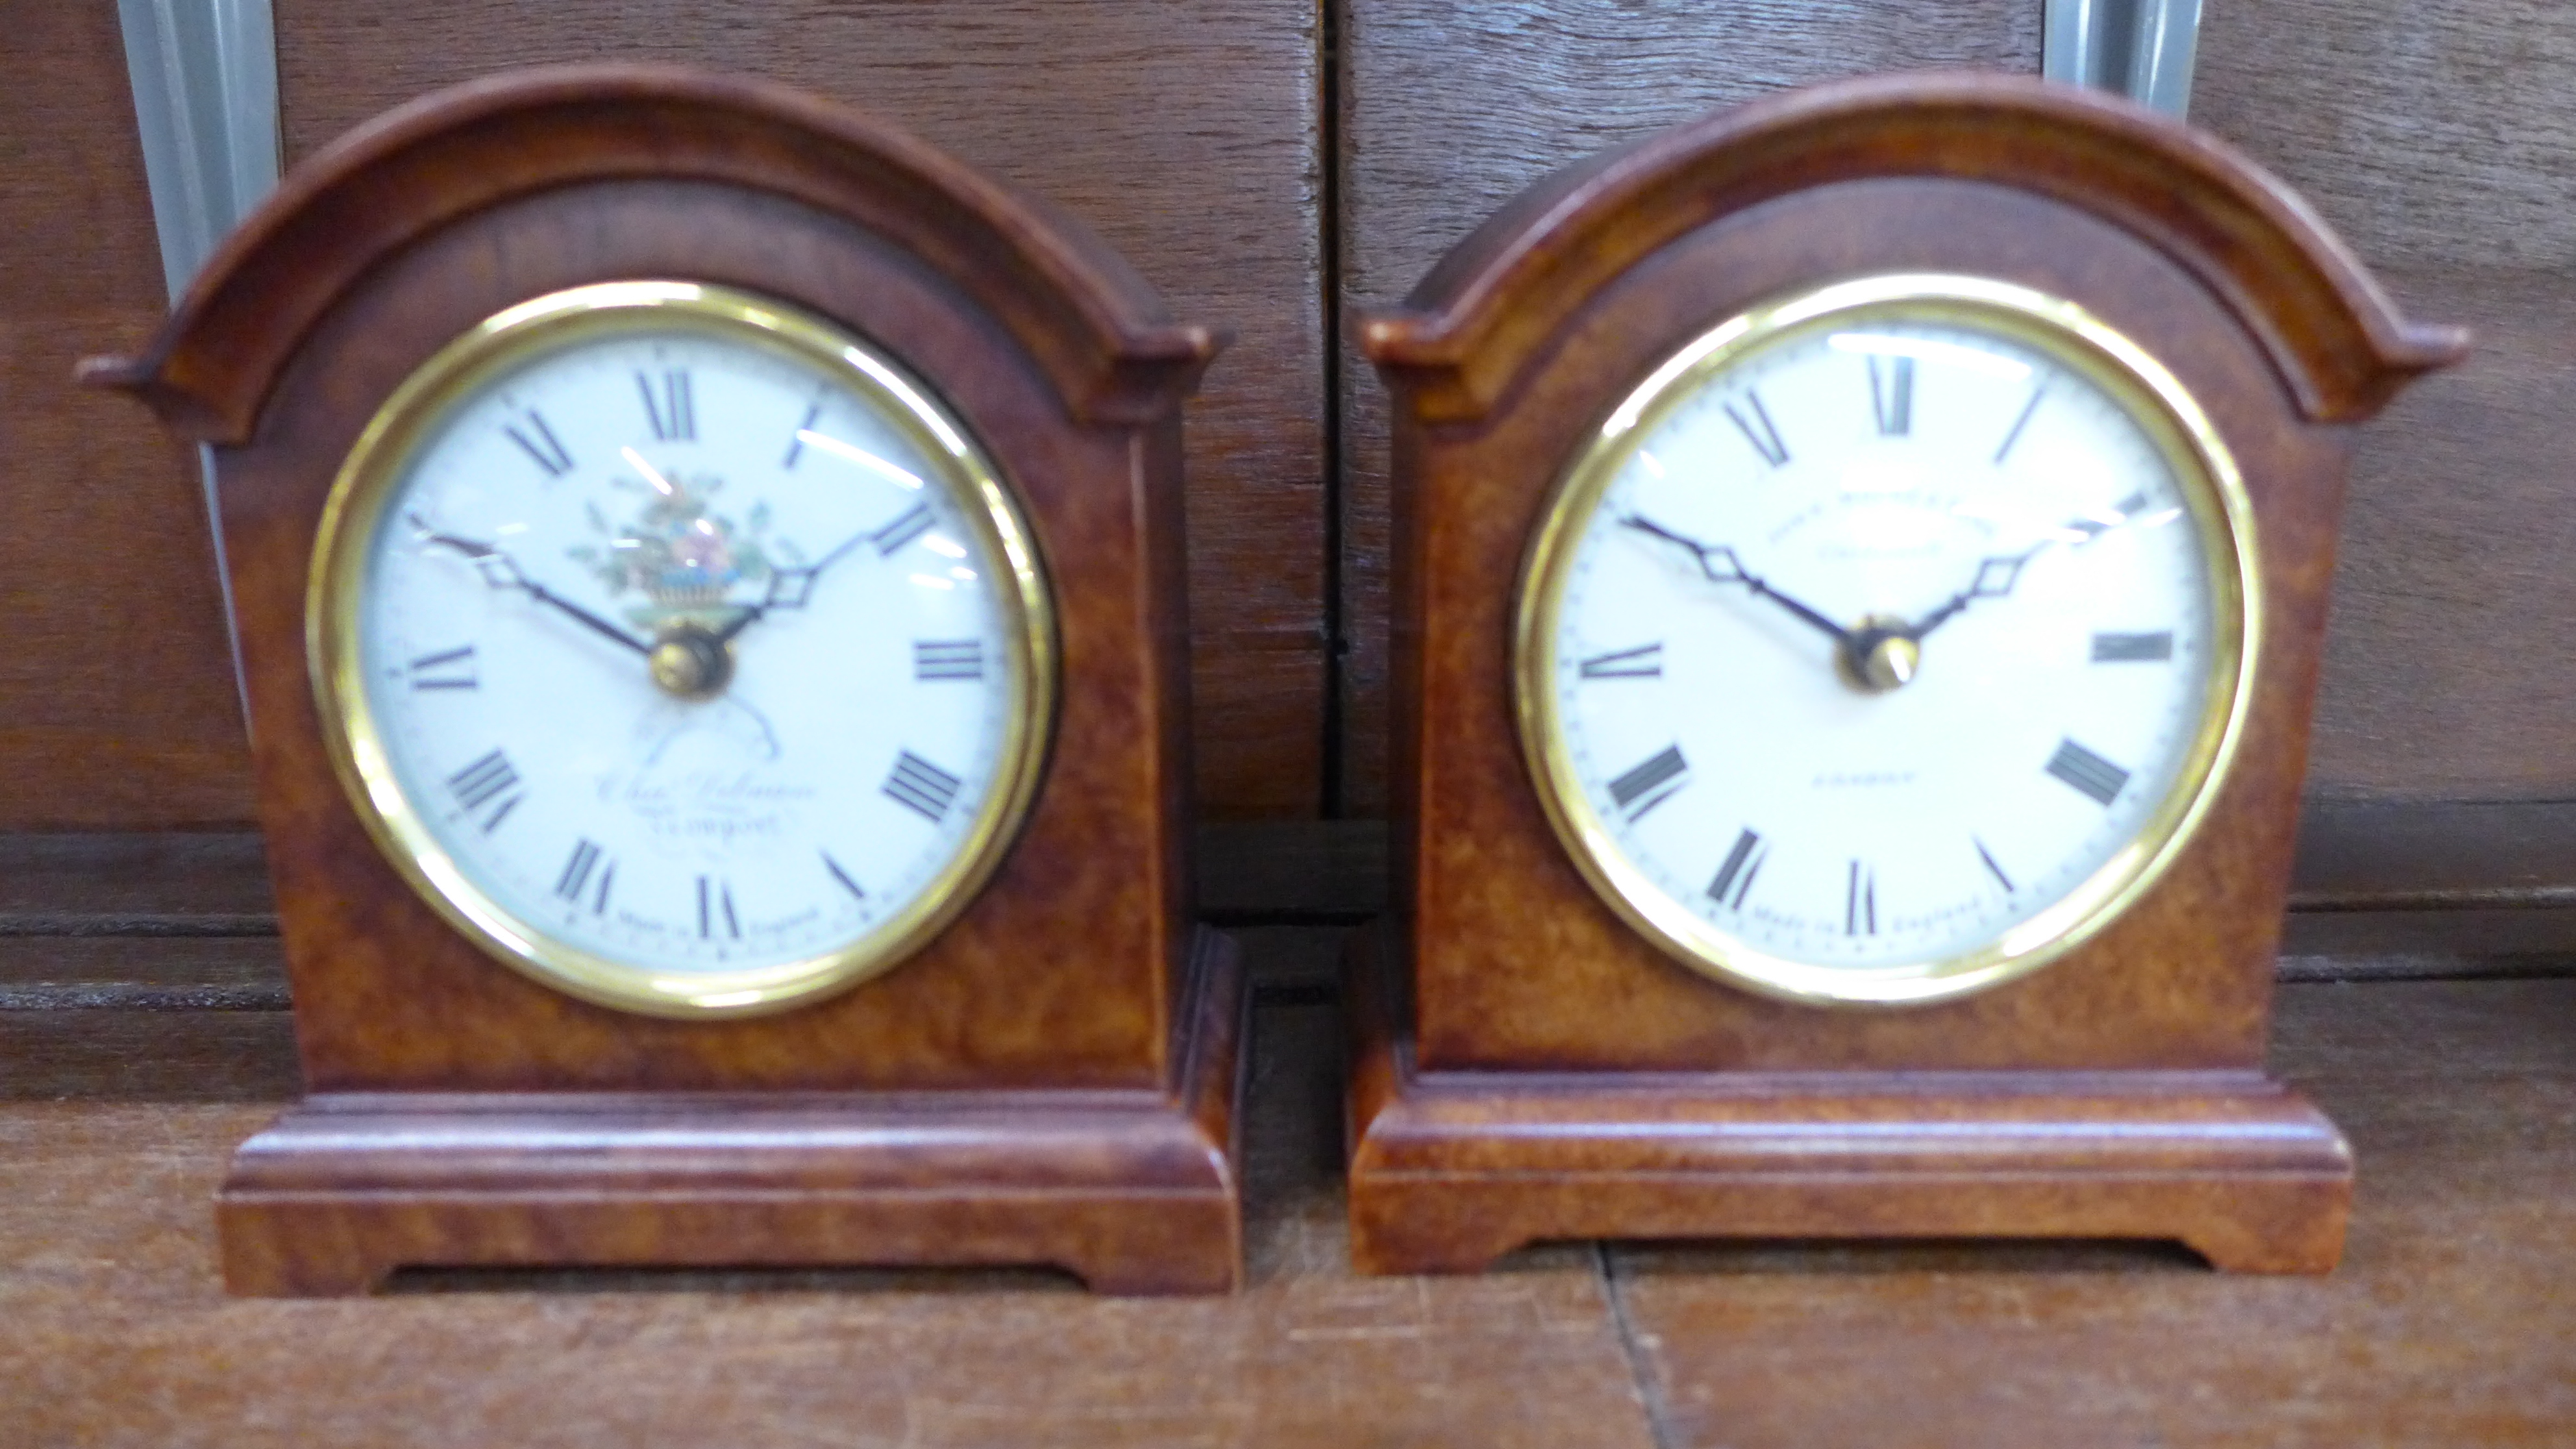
[1617, 514, 1853, 647]
[412, 515, 652, 658]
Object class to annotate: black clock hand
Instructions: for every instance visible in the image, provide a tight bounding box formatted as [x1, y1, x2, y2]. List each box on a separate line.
[1617, 514, 1854, 647]
[412, 515, 652, 658]
[716, 505, 926, 645]
[1905, 546, 2046, 641]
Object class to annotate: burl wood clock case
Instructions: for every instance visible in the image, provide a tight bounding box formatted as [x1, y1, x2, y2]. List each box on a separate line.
[1346, 74, 2467, 1275]
[86, 66, 1244, 1295]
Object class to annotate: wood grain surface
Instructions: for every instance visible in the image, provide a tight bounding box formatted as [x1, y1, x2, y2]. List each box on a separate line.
[2190, 1, 2576, 805]
[1332, 0, 2043, 812]
[0, 3, 258, 830]
[4, 958, 2570, 1445]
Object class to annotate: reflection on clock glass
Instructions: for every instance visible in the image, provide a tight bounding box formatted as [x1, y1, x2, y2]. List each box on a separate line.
[350, 296, 1034, 982]
[1535, 291, 2239, 984]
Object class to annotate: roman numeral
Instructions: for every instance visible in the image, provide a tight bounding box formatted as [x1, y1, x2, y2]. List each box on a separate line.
[636, 369, 694, 441]
[2092, 630, 2175, 663]
[823, 852, 865, 901]
[1869, 354, 1913, 436]
[884, 750, 964, 823]
[1578, 643, 1663, 680]
[503, 410, 573, 478]
[1607, 745, 1689, 822]
[2046, 738, 2131, 806]
[698, 876, 740, 939]
[445, 749, 523, 832]
[782, 401, 823, 469]
[1974, 836, 2015, 893]
[1724, 391, 1789, 467]
[872, 502, 937, 556]
[1846, 860, 1877, 936]
[914, 639, 985, 681]
[406, 644, 477, 691]
[1994, 383, 2046, 464]
[1706, 828, 1765, 908]
[554, 839, 613, 913]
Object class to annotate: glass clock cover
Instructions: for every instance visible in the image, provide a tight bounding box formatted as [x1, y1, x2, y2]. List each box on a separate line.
[312, 281, 1053, 1017]
[1518, 275, 2256, 1006]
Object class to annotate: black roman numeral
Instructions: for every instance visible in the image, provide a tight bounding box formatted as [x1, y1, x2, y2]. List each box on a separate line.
[445, 749, 522, 832]
[2046, 738, 2131, 806]
[1974, 836, 2014, 893]
[872, 502, 937, 556]
[1578, 643, 1663, 680]
[782, 401, 823, 469]
[823, 852, 865, 901]
[554, 839, 613, 913]
[2092, 630, 2175, 663]
[884, 750, 964, 822]
[1607, 745, 1689, 822]
[503, 410, 573, 478]
[914, 639, 985, 681]
[1706, 828, 1765, 908]
[1846, 860, 1877, 936]
[407, 645, 477, 691]
[698, 876, 740, 939]
[636, 369, 695, 441]
[1870, 355, 1914, 436]
[1994, 383, 2046, 464]
[1725, 391, 1790, 467]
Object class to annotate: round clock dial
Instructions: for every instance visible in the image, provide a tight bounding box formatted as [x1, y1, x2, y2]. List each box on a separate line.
[312, 282, 1053, 1017]
[1518, 275, 2255, 1005]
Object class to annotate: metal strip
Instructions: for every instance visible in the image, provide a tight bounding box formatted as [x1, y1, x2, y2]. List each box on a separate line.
[115, 0, 280, 735]
[2043, 0, 2203, 117]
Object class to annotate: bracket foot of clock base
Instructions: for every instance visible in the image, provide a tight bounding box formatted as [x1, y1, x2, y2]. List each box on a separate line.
[216, 927, 1248, 1298]
[1344, 924, 2351, 1277]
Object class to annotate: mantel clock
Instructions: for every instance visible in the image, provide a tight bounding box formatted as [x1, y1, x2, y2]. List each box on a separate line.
[88, 66, 1243, 1296]
[1347, 73, 2468, 1275]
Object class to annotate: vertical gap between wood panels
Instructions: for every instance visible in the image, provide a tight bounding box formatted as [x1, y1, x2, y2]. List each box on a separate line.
[1315, 0, 1350, 819]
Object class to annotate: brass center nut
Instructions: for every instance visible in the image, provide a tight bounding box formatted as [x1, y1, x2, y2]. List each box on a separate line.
[649, 625, 734, 700]
[1841, 614, 1920, 694]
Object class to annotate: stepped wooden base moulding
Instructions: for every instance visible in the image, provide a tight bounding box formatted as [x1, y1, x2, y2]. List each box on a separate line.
[221, 926, 1245, 1297]
[1344, 925, 2351, 1276]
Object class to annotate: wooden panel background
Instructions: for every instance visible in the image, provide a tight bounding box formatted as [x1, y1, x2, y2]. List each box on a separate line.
[2190, 1, 2576, 803]
[10, 0, 2575, 836]
[2, 0, 1328, 828]
[1333, 0, 2576, 814]
[1331, 1, 2046, 813]
[0, 3, 258, 828]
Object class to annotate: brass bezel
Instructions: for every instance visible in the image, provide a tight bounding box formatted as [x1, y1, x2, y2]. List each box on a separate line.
[310, 280, 1058, 1019]
[1514, 274, 2259, 1007]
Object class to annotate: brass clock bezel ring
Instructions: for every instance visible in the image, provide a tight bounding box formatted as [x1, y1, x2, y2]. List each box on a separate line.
[1513, 273, 2260, 1008]
[308, 280, 1058, 1019]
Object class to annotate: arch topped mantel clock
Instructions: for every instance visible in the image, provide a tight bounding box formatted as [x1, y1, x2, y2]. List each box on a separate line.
[87, 66, 1243, 1294]
[1348, 73, 2467, 1275]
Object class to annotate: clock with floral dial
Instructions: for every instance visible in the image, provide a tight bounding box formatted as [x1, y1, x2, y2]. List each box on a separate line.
[312, 280, 1053, 1018]
[1517, 275, 2255, 1006]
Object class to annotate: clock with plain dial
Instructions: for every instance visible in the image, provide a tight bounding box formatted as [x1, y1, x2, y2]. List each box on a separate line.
[1518, 274, 2253, 1005]
[313, 280, 1052, 1017]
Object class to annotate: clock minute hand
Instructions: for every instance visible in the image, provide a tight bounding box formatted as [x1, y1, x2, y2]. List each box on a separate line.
[713, 521, 879, 645]
[412, 515, 652, 658]
[1616, 514, 1853, 647]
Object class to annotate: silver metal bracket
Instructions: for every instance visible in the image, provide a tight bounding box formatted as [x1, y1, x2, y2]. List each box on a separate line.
[2044, 0, 2203, 117]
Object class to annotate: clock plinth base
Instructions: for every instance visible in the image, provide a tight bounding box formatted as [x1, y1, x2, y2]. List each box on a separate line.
[217, 928, 1246, 1297]
[1344, 925, 2351, 1276]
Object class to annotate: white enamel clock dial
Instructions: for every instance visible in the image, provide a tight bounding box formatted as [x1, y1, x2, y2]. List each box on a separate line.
[1520, 276, 2254, 1005]
[314, 282, 1052, 1017]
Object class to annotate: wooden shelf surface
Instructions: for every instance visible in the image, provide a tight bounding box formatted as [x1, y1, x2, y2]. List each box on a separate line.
[1, 928, 2569, 1446]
